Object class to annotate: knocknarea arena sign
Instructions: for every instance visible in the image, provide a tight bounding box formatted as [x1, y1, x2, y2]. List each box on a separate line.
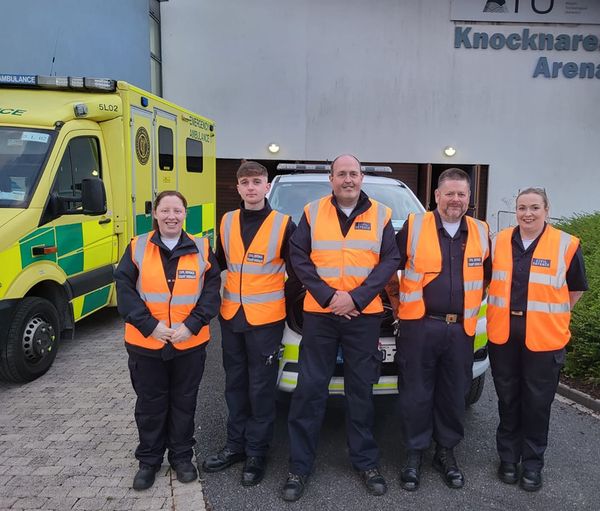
[451, 0, 600, 25]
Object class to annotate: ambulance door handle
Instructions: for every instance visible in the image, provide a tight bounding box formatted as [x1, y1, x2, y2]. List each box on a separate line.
[98, 218, 112, 225]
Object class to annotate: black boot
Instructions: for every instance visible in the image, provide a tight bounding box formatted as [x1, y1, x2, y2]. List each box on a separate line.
[400, 450, 422, 491]
[202, 447, 246, 472]
[432, 446, 464, 489]
[132, 463, 160, 491]
[242, 456, 266, 487]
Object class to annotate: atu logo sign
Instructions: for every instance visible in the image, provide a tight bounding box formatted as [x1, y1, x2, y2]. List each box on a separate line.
[451, 0, 600, 25]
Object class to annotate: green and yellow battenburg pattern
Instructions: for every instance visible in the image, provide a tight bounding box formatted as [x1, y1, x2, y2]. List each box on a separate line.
[1, 221, 114, 320]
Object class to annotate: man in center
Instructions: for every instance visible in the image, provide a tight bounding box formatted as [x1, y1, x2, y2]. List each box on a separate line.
[281, 154, 400, 501]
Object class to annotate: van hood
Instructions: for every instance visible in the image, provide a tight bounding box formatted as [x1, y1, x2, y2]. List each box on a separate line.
[0, 209, 25, 229]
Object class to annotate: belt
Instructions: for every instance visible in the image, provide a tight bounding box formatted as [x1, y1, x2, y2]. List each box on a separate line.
[425, 313, 463, 324]
[510, 310, 525, 316]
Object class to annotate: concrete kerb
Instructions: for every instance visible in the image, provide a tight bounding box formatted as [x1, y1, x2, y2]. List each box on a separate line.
[556, 383, 600, 415]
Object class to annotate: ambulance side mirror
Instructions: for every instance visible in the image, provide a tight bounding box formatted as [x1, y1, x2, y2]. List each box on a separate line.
[81, 178, 107, 215]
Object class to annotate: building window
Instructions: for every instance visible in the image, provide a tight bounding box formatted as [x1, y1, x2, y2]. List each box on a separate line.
[158, 126, 173, 170]
[150, 0, 162, 96]
[186, 138, 203, 173]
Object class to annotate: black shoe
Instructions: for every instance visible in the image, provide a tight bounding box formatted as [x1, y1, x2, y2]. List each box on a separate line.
[281, 473, 308, 502]
[172, 461, 198, 483]
[432, 447, 464, 489]
[400, 450, 422, 491]
[498, 462, 519, 485]
[202, 447, 246, 472]
[520, 469, 542, 492]
[242, 456, 266, 487]
[359, 467, 387, 496]
[132, 464, 160, 491]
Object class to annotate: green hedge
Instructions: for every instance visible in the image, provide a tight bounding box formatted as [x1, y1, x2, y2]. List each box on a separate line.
[555, 212, 600, 384]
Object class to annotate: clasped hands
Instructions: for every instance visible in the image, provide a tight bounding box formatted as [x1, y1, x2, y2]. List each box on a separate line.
[151, 321, 192, 344]
[329, 290, 359, 320]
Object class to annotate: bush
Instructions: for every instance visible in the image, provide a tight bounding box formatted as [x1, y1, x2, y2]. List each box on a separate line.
[555, 212, 600, 385]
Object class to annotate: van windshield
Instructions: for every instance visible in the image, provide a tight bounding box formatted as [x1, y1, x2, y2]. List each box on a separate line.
[0, 128, 53, 208]
[268, 180, 424, 231]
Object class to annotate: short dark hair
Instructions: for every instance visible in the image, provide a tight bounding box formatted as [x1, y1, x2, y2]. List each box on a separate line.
[237, 160, 268, 180]
[152, 190, 187, 230]
[438, 167, 471, 187]
[330, 154, 361, 174]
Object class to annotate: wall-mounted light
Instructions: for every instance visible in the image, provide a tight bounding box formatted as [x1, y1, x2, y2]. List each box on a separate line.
[443, 146, 457, 157]
[267, 143, 280, 154]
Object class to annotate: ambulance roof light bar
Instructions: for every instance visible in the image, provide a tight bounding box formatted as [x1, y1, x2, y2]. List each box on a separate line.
[0, 74, 116, 92]
[276, 163, 392, 174]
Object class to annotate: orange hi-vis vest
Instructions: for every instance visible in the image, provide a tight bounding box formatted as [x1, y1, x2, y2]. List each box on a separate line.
[124, 231, 211, 350]
[487, 225, 579, 351]
[303, 195, 392, 314]
[398, 212, 489, 336]
[220, 209, 289, 325]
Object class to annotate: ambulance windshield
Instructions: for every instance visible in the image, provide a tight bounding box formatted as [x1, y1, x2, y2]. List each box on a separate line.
[0, 128, 53, 208]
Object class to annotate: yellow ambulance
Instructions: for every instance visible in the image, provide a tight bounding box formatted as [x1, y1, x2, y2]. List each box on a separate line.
[0, 74, 216, 382]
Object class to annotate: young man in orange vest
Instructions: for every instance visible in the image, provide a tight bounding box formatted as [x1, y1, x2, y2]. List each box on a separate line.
[391, 168, 491, 491]
[281, 154, 400, 501]
[202, 161, 296, 486]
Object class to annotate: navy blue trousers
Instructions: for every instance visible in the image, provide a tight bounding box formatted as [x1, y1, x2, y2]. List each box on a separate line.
[396, 317, 474, 451]
[288, 313, 382, 476]
[128, 346, 207, 467]
[220, 318, 283, 457]
[488, 315, 564, 471]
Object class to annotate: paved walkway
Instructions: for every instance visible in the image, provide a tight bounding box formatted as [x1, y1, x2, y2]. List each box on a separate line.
[0, 308, 206, 511]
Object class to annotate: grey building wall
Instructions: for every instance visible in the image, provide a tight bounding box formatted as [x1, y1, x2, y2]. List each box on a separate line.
[161, 0, 600, 223]
[0, 0, 151, 89]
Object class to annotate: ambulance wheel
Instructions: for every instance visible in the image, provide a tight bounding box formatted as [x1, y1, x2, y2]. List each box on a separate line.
[466, 373, 485, 407]
[0, 297, 60, 383]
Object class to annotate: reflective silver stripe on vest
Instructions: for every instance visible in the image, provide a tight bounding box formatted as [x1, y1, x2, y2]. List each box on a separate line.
[465, 307, 480, 319]
[376, 202, 388, 244]
[133, 233, 151, 300]
[221, 211, 234, 260]
[492, 270, 508, 281]
[227, 262, 285, 274]
[266, 211, 286, 262]
[193, 236, 207, 298]
[464, 280, 483, 291]
[312, 239, 380, 251]
[529, 272, 565, 289]
[316, 267, 340, 278]
[400, 290, 423, 302]
[143, 292, 170, 302]
[527, 300, 570, 314]
[171, 294, 199, 306]
[406, 213, 425, 278]
[488, 295, 506, 308]
[472, 218, 489, 255]
[223, 288, 284, 304]
[345, 266, 374, 277]
[308, 199, 320, 244]
[403, 268, 421, 282]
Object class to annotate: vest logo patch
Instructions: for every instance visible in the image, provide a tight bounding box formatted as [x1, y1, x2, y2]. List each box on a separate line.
[177, 269, 196, 279]
[247, 253, 265, 263]
[467, 257, 482, 267]
[532, 258, 551, 268]
[354, 222, 371, 231]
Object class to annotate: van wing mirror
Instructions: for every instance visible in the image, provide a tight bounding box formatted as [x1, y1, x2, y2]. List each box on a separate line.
[81, 178, 107, 215]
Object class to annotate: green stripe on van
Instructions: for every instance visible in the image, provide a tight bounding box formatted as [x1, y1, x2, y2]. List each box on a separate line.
[81, 285, 112, 317]
[186, 205, 203, 235]
[19, 228, 56, 267]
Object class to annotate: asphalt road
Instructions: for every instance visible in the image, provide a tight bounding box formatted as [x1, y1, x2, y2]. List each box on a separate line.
[197, 320, 600, 511]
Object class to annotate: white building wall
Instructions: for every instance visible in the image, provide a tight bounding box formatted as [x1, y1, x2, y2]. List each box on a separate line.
[161, 0, 600, 226]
